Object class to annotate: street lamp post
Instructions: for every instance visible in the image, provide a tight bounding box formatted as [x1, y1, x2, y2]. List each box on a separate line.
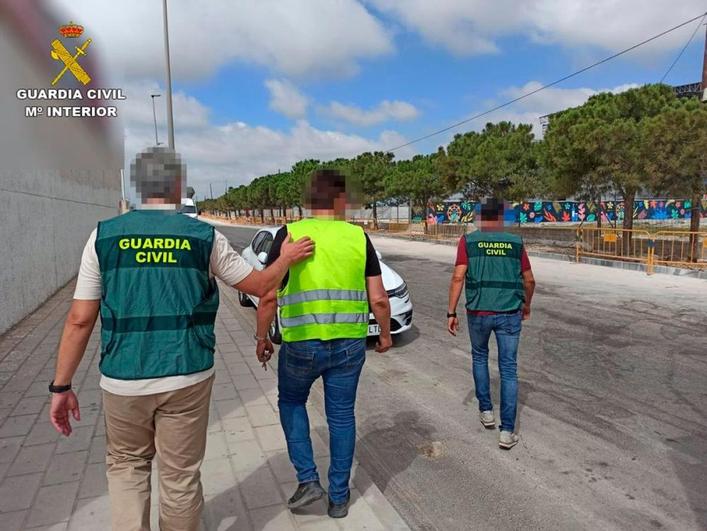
[702, 23, 707, 102]
[150, 93, 161, 146]
[162, 0, 175, 149]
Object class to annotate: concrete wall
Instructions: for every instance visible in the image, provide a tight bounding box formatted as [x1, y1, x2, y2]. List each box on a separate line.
[0, 5, 123, 334]
[0, 172, 120, 335]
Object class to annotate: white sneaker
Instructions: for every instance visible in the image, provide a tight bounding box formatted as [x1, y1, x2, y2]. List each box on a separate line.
[499, 431, 519, 450]
[479, 410, 495, 429]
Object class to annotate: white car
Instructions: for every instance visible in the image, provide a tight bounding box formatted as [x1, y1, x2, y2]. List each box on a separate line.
[180, 198, 198, 219]
[238, 227, 413, 344]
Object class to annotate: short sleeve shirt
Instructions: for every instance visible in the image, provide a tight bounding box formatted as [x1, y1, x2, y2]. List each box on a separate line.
[74, 229, 253, 299]
[75, 227, 253, 396]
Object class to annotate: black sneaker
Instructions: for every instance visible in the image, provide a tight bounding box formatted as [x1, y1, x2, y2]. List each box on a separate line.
[327, 493, 351, 519]
[287, 481, 325, 510]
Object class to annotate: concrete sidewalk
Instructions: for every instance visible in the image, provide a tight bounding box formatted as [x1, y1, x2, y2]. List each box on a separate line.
[0, 281, 409, 531]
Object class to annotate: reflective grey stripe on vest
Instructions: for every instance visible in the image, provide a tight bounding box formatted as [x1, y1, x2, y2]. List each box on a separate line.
[278, 289, 367, 307]
[280, 313, 368, 328]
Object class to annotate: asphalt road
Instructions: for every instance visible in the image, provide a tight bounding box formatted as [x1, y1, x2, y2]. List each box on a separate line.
[216, 224, 707, 531]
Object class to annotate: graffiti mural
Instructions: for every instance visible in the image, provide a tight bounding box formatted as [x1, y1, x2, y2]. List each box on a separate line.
[634, 199, 704, 221]
[512, 199, 707, 224]
[411, 199, 707, 224]
[514, 200, 625, 224]
[412, 201, 476, 224]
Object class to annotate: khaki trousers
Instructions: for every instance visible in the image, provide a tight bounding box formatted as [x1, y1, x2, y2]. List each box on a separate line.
[103, 375, 214, 531]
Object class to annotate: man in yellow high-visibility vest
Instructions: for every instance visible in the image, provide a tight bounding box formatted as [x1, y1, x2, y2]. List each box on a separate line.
[255, 169, 392, 519]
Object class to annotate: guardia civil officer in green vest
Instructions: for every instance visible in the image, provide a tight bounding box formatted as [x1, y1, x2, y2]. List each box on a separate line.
[447, 198, 535, 450]
[255, 169, 392, 519]
[48, 146, 313, 531]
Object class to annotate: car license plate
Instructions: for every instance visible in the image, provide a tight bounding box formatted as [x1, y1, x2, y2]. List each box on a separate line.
[368, 324, 380, 335]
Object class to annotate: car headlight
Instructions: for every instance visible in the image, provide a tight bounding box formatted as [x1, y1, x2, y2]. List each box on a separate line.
[386, 282, 409, 299]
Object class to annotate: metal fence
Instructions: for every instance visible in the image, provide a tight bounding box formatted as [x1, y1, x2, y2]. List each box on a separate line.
[576, 227, 654, 264]
[203, 213, 706, 273]
[652, 231, 707, 269]
[364, 221, 470, 240]
[576, 227, 707, 273]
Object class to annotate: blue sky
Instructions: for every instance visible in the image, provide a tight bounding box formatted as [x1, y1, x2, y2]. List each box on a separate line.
[50, 0, 707, 198]
[185, 31, 702, 134]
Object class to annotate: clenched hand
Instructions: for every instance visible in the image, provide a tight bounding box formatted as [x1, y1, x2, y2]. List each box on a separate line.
[375, 333, 393, 353]
[256, 338, 274, 370]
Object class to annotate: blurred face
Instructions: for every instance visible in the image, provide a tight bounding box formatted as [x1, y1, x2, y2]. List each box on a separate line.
[306, 170, 348, 216]
[477, 198, 505, 231]
[130, 147, 185, 205]
[333, 192, 347, 217]
[479, 212, 504, 231]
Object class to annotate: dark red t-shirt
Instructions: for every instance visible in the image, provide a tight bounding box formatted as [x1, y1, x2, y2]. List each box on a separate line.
[455, 235, 531, 315]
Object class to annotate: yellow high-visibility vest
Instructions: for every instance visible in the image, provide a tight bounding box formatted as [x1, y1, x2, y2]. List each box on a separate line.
[278, 219, 368, 342]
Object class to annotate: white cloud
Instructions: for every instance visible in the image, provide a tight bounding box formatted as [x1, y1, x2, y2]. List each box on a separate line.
[47, 0, 393, 80]
[323, 99, 420, 126]
[501, 81, 639, 113]
[265, 79, 309, 119]
[471, 81, 640, 137]
[367, 0, 706, 56]
[367, 0, 504, 55]
[119, 81, 210, 131]
[120, 87, 415, 199]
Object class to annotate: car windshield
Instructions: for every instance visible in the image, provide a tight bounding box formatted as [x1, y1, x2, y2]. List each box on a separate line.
[181, 205, 196, 214]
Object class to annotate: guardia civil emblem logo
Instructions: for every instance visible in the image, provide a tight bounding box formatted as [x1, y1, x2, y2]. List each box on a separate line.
[50, 21, 92, 86]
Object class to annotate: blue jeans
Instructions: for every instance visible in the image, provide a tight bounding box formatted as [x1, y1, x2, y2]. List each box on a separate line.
[467, 311, 522, 432]
[277, 338, 366, 504]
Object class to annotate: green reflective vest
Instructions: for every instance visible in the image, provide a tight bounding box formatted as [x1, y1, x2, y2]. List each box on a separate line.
[95, 210, 219, 380]
[464, 231, 525, 312]
[278, 219, 368, 342]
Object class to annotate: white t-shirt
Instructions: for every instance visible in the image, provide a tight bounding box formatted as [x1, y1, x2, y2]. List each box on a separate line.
[75, 225, 253, 396]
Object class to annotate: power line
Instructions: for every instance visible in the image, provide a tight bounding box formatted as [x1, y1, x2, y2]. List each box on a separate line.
[659, 13, 706, 83]
[386, 11, 707, 153]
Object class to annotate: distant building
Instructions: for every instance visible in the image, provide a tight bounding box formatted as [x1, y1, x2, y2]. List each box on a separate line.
[672, 81, 704, 100]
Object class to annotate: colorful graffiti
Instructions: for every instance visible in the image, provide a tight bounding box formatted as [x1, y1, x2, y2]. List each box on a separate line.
[515, 200, 616, 224]
[412, 201, 476, 224]
[513, 199, 707, 224]
[411, 199, 707, 224]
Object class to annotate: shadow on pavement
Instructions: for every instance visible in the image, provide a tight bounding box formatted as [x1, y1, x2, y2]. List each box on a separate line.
[461, 365, 531, 435]
[667, 433, 707, 530]
[203, 453, 292, 531]
[355, 411, 436, 495]
[365, 325, 420, 351]
[391, 325, 420, 348]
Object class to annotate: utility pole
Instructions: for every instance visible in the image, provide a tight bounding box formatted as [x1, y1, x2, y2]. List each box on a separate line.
[150, 94, 161, 146]
[118, 169, 129, 213]
[162, 0, 175, 149]
[702, 23, 707, 101]
[209, 183, 213, 200]
[689, 23, 707, 260]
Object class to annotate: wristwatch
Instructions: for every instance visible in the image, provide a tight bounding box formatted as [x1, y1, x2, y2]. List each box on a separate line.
[48, 381, 72, 393]
[447, 312, 457, 318]
[253, 334, 267, 342]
